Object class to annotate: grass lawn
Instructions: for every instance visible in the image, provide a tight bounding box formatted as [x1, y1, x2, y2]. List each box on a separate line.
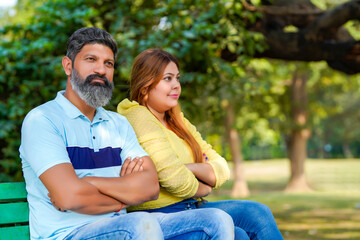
[208, 159, 360, 240]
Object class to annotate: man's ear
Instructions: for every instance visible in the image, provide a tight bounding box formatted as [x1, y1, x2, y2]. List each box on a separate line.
[62, 56, 72, 76]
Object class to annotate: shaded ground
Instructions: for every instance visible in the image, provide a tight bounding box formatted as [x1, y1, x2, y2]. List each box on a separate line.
[208, 159, 360, 240]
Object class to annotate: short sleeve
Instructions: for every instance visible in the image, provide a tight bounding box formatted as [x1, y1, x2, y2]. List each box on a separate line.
[119, 121, 149, 160]
[20, 110, 71, 177]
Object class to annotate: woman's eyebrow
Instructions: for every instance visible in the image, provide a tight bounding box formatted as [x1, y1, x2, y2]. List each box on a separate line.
[163, 73, 175, 76]
[163, 73, 180, 76]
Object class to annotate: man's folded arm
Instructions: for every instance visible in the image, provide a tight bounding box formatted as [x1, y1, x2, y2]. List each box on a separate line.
[40, 163, 123, 215]
[83, 156, 160, 206]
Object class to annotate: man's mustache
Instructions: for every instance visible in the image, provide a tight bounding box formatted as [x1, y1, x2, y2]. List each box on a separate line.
[85, 74, 111, 87]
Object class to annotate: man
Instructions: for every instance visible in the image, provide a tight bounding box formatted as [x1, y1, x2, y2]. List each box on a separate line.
[20, 27, 234, 240]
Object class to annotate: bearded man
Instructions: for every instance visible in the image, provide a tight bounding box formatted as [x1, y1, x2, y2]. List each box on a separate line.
[19, 27, 234, 240]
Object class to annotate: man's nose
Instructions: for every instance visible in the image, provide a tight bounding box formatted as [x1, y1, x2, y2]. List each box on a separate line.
[93, 63, 106, 75]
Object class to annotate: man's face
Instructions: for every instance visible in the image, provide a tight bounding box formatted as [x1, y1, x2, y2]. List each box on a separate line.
[70, 43, 115, 108]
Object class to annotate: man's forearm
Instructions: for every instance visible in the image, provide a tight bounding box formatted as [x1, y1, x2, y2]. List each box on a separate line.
[51, 178, 126, 215]
[83, 156, 159, 206]
[83, 171, 159, 206]
[68, 187, 124, 215]
[40, 163, 124, 215]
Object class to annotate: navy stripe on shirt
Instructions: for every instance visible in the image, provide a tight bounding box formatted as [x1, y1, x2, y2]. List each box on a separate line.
[67, 146, 122, 169]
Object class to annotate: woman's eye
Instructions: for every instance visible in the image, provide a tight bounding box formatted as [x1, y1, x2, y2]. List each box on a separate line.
[164, 77, 171, 81]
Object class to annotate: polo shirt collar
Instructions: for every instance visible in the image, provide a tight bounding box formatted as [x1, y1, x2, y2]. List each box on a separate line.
[93, 107, 109, 123]
[55, 90, 109, 122]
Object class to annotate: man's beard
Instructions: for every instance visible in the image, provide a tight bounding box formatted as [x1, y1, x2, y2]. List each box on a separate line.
[70, 69, 114, 108]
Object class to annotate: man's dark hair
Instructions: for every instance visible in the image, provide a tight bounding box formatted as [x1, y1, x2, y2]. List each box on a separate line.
[66, 27, 118, 61]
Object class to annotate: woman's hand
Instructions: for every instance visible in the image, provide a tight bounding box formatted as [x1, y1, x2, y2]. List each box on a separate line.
[193, 182, 212, 198]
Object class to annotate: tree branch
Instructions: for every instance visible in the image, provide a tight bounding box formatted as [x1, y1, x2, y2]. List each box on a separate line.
[223, 0, 360, 74]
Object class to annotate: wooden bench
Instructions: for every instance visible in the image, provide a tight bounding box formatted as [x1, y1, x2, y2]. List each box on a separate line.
[0, 182, 29, 240]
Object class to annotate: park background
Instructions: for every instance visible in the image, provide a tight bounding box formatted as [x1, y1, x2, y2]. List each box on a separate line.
[0, 0, 359, 239]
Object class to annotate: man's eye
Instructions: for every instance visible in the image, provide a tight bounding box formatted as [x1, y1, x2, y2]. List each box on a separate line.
[106, 62, 114, 67]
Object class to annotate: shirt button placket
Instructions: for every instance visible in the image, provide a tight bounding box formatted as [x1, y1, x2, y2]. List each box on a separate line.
[90, 124, 99, 152]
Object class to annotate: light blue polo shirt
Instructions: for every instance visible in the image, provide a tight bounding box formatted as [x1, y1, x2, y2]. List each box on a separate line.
[19, 91, 148, 240]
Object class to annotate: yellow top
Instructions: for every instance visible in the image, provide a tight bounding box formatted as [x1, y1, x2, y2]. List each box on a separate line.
[117, 99, 230, 211]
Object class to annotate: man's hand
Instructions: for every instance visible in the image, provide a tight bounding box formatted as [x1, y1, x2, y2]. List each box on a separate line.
[120, 157, 144, 177]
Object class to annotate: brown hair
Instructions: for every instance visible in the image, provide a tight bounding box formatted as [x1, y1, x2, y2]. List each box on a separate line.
[130, 49, 203, 163]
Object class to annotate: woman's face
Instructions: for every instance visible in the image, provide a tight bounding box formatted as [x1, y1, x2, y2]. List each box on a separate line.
[147, 61, 181, 114]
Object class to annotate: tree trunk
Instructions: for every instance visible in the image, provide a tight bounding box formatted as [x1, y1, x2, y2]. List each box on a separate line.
[285, 65, 312, 192]
[224, 102, 250, 197]
[342, 142, 353, 159]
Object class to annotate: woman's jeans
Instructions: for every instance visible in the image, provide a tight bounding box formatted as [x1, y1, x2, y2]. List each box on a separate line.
[144, 199, 284, 240]
[63, 209, 234, 240]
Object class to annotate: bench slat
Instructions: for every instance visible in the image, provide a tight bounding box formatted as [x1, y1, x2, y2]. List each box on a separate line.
[0, 202, 29, 224]
[0, 225, 30, 240]
[0, 183, 29, 240]
[0, 182, 27, 201]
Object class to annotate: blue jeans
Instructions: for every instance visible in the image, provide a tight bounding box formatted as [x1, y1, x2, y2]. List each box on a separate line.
[144, 199, 284, 240]
[63, 209, 234, 240]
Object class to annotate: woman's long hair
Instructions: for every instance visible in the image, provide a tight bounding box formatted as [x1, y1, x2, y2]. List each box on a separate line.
[130, 49, 203, 163]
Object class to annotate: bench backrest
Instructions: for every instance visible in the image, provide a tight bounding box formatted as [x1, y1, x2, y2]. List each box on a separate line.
[0, 182, 29, 240]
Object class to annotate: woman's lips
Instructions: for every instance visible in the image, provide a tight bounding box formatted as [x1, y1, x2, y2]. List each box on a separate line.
[169, 94, 179, 99]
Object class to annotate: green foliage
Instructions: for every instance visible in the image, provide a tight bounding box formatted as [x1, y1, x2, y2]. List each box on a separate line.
[311, 0, 349, 10]
[307, 65, 360, 158]
[0, 0, 263, 181]
[1, 0, 359, 181]
[0, 0, 120, 181]
[147, 1, 270, 157]
[254, 59, 360, 159]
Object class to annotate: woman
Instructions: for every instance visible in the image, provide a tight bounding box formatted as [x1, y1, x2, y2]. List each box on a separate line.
[118, 48, 284, 240]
